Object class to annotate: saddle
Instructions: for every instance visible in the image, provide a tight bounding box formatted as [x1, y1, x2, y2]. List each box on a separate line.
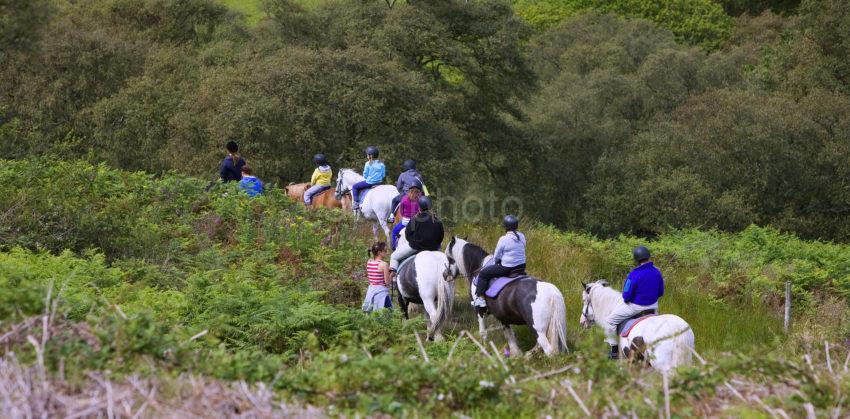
[617, 309, 658, 337]
[473, 261, 527, 299]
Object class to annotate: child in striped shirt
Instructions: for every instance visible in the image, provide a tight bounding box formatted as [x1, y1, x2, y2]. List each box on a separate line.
[362, 242, 392, 312]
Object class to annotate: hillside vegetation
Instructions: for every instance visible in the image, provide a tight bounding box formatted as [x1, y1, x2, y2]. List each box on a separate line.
[2, 159, 850, 416]
[3, 0, 850, 241]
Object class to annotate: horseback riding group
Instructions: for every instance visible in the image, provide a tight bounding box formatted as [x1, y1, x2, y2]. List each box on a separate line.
[219, 141, 695, 371]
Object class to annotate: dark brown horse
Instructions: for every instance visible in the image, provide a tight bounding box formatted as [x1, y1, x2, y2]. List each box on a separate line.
[445, 236, 568, 356]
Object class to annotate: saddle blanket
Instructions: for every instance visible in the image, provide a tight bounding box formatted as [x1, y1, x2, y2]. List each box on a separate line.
[482, 276, 522, 298]
[471, 258, 527, 298]
[618, 314, 656, 337]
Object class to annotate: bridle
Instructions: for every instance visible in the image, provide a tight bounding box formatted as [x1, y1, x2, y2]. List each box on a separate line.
[581, 286, 596, 326]
[334, 170, 348, 199]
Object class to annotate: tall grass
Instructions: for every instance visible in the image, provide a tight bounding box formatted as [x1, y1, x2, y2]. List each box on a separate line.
[451, 224, 786, 353]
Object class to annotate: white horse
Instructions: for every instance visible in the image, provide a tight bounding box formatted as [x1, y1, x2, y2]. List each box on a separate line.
[335, 168, 398, 240]
[580, 280, 694, 372]
[395, 234, 456, 341]
[445, 237, 568, 356]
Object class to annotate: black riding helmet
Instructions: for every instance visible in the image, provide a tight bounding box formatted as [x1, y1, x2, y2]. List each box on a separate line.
[403, 159, 416, 171]
[226, 141, 238, 153]
[632, 246, 651, 263]
[418, 195, 432, 211]
[365, 146, 379, 158]
[313, 153, 327, 166]
[409, 178, 423, 191]
[503, 215, 519, 231]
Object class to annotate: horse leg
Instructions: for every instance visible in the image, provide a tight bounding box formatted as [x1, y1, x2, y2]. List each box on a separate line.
[502, 325, 523, 357]
[478, 313, 488, 341]
[534, 332, 555, 356]
[422, 298, 441, 342]
[378, 218, 390, 242]
[371, 223, 379, 240]
[398, 294, 409, 320]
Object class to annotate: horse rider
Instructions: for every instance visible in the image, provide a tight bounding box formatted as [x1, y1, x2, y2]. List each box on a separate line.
[390, 180, 422, 250]
[604, 246, 665, 359]
[351, 146, 385, 212]
[389, 196, 444, 279]
[238, 165, 264, 197]
[389, 159, 426, 223]
[472, 215, 527, 308]
[304, 153, 333, 205]
[220, 140, 246, 183]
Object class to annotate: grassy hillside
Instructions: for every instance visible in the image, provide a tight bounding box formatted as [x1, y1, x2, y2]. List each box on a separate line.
[2, 159, 850, 416]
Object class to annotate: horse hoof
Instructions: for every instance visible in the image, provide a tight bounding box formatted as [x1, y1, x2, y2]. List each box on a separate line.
[433, 335, 444, 342]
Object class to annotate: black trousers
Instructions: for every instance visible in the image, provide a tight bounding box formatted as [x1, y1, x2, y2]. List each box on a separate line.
[476, 263, 526, 296]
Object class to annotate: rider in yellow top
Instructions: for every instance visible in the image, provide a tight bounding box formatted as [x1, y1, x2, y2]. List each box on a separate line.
[304, 154, 333, 205]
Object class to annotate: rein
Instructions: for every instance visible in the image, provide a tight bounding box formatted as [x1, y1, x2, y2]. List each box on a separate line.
[582, 287, 596, 325]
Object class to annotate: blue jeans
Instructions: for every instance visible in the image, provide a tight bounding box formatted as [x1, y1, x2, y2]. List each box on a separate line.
[352, 181, 375, 206]
[304, 185, 331, 204]
[391, 218, 410, 249]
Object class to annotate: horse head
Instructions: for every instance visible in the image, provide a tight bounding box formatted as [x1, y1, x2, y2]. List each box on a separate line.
[580, 279, 610, 329]
[334, 170, 347, 200]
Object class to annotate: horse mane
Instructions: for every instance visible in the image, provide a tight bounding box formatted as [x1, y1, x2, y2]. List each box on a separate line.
[588, 280, 623, 322]
[462, 241, 490, 278]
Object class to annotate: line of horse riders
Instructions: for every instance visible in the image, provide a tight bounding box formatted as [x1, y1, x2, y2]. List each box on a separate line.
[219, 142, 695, 370]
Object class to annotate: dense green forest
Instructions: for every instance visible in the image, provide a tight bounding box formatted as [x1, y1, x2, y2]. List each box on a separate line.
[3, 0, 849, 240]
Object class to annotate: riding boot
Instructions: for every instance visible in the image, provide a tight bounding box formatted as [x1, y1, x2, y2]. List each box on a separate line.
[608, 345, 619, 360]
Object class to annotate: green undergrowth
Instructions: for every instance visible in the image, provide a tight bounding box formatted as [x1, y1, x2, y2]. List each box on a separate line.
[2, 158, 850, 416]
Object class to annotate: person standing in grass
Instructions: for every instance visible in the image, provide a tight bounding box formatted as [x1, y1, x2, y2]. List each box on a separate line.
[604, 246, 664, 359]
[238, 166, 264, 197]
[363, 242, 393, 312]
[220, 140, 246, 183]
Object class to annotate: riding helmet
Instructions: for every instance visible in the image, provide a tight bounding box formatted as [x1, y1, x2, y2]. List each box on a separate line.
[418, 196, 432, 211]
[226, 141, 238, 153]
[365, 146, 379, 158]
[632, 246, 651, 263]
[403, 159, 416, 171]
[313, 153, 328, 166]
[409, 179, 423, 191]
[503, 215, 519, 231]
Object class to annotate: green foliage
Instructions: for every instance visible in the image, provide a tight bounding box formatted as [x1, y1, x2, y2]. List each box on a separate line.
[3, 159, 850, 415]
[513, 0, 732, 49]
[587, 89, 850, 241]
[522, 13, 747, 227]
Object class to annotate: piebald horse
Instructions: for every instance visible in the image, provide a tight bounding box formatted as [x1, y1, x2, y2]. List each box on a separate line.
[335, 169, 398, 240]
[445, 237, 568, 356]
[284, 182, 351, 210]
[395, 234, 456, 341]
[580, 280, 695, 372]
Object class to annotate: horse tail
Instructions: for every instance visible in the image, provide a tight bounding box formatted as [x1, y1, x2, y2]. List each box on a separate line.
[433, 262, 453, 333]
[545, 286, 569, 354]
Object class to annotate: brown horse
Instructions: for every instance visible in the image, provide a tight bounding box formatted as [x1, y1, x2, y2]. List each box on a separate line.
[285, 183, 351, 210]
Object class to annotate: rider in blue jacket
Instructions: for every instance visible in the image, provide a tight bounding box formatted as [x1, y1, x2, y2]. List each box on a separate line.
[352, 146, 385, 211]
[604, 246, 664, 359]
